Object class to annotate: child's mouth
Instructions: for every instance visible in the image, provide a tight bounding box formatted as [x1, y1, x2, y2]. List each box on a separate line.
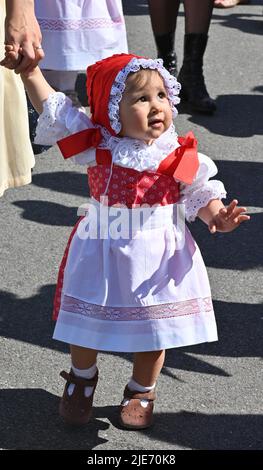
[149, 120, 163, 129]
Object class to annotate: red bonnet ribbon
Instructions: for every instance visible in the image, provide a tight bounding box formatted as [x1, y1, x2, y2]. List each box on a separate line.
[57, 128, 102, 159]
[157, 131, 199, 185]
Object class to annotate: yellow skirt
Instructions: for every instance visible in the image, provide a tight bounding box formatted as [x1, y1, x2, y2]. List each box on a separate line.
[0, 0, 35, 197]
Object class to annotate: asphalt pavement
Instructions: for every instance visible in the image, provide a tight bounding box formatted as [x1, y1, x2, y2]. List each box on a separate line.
[0, 0, 262, 451]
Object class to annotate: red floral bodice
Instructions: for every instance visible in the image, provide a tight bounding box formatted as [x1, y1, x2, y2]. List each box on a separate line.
[57, 130, 200, 207]
[88, 164, 180, 208]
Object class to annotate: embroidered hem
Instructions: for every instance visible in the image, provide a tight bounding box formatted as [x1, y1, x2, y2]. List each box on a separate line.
[60, 294, 213, 321]
[38, 17, 125, 31]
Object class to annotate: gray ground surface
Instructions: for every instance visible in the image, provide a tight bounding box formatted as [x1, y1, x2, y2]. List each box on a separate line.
[0, 1, 262, 450]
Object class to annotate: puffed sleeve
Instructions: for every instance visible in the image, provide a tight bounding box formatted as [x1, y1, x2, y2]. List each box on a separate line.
[34, 92, 96, 165]
[179, 153, 227, 222]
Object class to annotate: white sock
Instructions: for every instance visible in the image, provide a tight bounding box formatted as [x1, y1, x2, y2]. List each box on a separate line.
[122, 378, 156, 407]
[128, 378, 156, 393]
[67, 363, 97, 397]
[71, 363, 97, 380]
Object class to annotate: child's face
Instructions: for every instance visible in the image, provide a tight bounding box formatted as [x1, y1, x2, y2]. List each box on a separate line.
[119, 70, 173, 144]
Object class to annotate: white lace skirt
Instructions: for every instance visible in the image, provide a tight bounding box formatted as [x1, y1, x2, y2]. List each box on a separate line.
[53, 201, 218, 351]
[35, 0, 128, 70]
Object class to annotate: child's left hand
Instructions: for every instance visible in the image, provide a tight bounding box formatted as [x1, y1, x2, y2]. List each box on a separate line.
[209, 199, 250, 233]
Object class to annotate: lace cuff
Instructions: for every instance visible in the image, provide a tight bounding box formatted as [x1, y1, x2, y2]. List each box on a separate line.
[179, 152, 227, 222]
[181, 180, 227, 222]
[34, 92, 73, 145]
[34, 92, 96, 166]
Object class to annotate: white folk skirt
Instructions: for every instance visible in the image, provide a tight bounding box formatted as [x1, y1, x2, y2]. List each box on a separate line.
[53, 200, 218, 352]
[35, 0, 128, 71]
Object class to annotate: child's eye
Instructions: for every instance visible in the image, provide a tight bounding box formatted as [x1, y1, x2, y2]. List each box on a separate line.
[138, 96, 147, 102]
[158, 92, 166, 99]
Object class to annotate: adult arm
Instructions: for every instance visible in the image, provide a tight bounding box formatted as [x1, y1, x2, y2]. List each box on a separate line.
[4, 0, 44, 72]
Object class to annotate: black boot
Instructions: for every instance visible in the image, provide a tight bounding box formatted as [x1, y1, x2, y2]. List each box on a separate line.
[177, 33, 216, 114]
[154, 32, 177, 77]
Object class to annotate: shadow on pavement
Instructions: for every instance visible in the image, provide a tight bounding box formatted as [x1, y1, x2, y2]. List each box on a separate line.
[168, 299, 262, 359]
[0, 389, 109, 450]
[0, 285, 66, 353]
[213, 11, 263, 37]
[140, 410, 263, 450]
[122, 0, 149, 16]
[180, 94, 263, 137]
[0, 388, 261, 449]
[191, 211, 262, 271]
[212, 161, 263, 207]
[32, 171, 89, 197]
[163, 348, 230, 379]
[13, 200, 79, 227]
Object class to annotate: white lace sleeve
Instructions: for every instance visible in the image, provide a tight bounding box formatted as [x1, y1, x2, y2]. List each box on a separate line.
[179, 153, 227, 222]
[34, 92, 96, 165]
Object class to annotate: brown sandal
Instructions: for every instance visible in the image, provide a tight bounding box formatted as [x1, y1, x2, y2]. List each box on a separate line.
[59, 369, 98, 425]
[119, 386, 156, 429]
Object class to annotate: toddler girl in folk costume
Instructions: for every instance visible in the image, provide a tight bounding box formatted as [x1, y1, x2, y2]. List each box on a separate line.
[2, 51, 249, 429]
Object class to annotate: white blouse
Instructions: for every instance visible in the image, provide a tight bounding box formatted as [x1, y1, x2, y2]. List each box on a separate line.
[35, 92, 226, 221]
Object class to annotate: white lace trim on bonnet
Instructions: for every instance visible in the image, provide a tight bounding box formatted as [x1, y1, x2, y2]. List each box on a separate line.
[108, 57, 181, 134]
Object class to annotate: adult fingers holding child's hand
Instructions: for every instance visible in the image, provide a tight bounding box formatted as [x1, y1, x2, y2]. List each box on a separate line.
[209, 199, 250, 233]
[4, 8, 44, 74]
[14, 39, 44, 74]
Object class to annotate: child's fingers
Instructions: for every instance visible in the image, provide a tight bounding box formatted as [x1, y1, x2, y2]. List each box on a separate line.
[5, 44, 15, 52]
[225, 199, 238, 217]
[232, 214, 250, 226]
[1, 58, 22, 69]
[219, 207, 227, 216]
[0, 56, 14, 68]
[13, 41, 38, 74]
[2, 50, 20, 62]
[1, 51, 22, 67]
[208, 221, 217, 234]
[5, 51, 18, 59]
[237, 214, 250, 223]
[229, 207, 247, 218]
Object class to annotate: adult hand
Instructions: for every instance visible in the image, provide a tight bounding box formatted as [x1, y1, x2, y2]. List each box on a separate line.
[4, 0, 44, 73]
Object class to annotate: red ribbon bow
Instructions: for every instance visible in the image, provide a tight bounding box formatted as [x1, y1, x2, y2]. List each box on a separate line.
[57, 127, 102, 159]
[157, 131, 199, 184]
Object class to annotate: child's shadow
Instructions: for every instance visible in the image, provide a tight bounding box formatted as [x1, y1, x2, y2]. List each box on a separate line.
[0, 388, 110, 450]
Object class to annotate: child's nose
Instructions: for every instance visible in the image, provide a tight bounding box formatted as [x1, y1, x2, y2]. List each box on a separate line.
[151, 99, 162, 112]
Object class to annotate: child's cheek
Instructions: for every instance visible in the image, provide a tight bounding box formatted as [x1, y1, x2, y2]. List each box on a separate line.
[133, 108, 144, 120]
